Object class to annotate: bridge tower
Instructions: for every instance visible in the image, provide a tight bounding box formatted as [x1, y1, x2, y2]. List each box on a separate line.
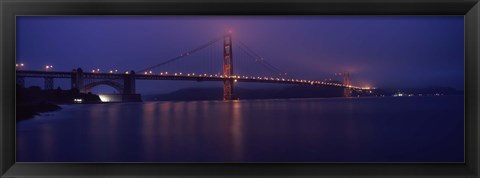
[223, 32, 234, 100]
[71, 68, 85, 92]
[124, 70, 136, 94]
[343, 72, 352, 97]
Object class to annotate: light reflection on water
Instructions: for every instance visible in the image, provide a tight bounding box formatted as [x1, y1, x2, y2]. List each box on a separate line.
[16, 96, 464, 162]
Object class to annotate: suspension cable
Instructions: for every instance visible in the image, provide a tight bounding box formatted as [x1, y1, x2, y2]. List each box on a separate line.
[137, 36, 223, 73]
[236, 40, 294, 78]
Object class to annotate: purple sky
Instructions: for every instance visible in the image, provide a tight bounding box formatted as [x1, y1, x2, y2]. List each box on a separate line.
[16, 16, 464, 94]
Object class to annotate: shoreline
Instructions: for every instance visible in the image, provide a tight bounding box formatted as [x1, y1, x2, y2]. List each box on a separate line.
[16, 102, 62, 121]
[16, 85, 103, 121]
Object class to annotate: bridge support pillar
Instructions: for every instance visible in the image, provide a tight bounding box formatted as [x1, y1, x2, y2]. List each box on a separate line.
[343, 72, 352, 97]
[16, 77, 25, 88]
[223, 79, 234, 100]
[344, 88, 352, 97]
[123, 70, 136, 94]
[71, 68, 85, 92]
[223, 32, 234, 100]
[44, 77, 54, 90]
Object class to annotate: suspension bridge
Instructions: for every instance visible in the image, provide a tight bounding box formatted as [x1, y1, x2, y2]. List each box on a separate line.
[16, 32, 368, 101]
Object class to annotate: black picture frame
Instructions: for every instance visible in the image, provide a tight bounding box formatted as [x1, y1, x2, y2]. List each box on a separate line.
[1, 0, 479, 177]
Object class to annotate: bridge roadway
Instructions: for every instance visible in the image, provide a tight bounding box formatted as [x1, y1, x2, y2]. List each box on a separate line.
[16, 70, 363, 90]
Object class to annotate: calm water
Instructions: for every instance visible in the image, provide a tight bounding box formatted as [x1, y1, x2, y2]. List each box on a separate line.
[16, 96, 464, 162]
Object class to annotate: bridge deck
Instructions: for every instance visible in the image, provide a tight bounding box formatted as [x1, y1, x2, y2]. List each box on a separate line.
[16, 70, 362, 89]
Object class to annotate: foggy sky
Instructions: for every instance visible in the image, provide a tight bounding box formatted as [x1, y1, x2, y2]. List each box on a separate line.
[16, 16, 464, 94]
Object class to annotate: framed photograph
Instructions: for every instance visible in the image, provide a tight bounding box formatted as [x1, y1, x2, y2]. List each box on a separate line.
[1, 0, 479, 177]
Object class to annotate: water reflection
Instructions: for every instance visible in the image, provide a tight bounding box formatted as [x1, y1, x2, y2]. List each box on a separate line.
[230, 101, 244, 161]
[142, 102, 156, 160]
[158, 102, 172, 158]
[16, 96, 464, 162]
[40, 123, 55, 161]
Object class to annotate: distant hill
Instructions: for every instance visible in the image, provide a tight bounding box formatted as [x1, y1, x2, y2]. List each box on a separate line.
[143, 86, 464, 101]
[143, 85, 344, 101]
[374, 86, 464, 96]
